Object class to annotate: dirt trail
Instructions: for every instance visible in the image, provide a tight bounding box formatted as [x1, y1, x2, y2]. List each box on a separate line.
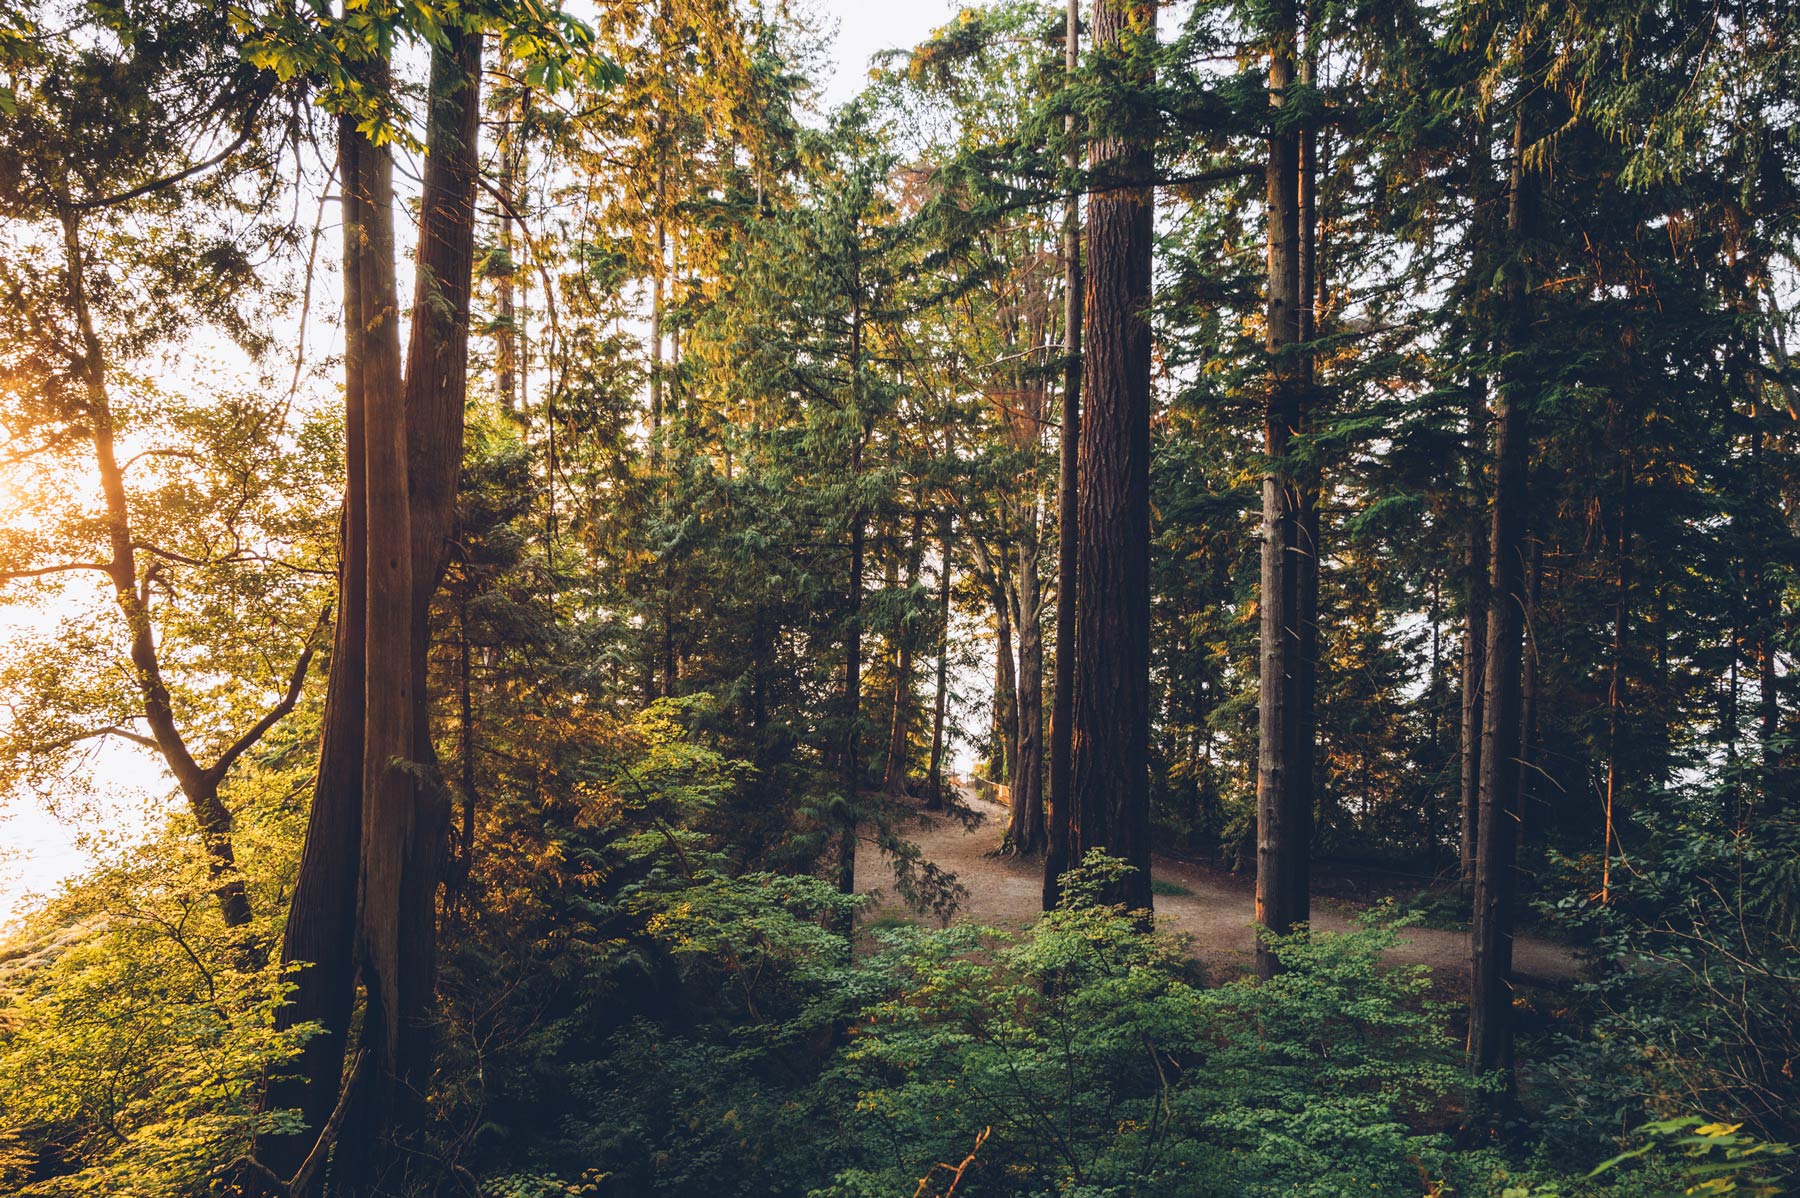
[856, 790, 1580, 986]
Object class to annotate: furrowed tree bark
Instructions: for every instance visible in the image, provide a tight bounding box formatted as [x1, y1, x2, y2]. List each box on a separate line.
[257, 118, 369, 1193]
[1254, 0, 1307, 979]
[1068, 0, 1155, 913]
[1466, 107, 1534, 1133]
[1044, 0, 1082, 907]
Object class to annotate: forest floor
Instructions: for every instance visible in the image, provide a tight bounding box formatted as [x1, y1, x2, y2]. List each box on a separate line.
[856, 789, 1582, 987]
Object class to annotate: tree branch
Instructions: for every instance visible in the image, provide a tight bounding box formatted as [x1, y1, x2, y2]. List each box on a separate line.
[71, 98, 266, 211]
[205, 605, 330, 784]
[0, 560, 113, 582]
[219, 1050, 366, 1197]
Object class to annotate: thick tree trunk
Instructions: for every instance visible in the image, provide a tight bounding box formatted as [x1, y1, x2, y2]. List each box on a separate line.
[1068, 0, 1155, 913]
[258, 119, 370, 1192]
[1467, 109, 1534, 1128]
[264, 35, 482, 1193]
[1044, 0, 1083, 907]
[346, 107, 416, 1193]
[1255, 0, 1307, 979]
[392, 25, 482, 1135]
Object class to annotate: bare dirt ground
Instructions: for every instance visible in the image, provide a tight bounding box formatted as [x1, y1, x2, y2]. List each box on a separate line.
[856, 789, 1581, 986]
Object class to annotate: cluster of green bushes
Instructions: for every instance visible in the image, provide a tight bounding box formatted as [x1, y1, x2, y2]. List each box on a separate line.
[1, 709, 1792, 1198]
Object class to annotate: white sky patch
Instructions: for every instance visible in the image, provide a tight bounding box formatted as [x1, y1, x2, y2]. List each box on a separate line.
[818, 1, 959, 106]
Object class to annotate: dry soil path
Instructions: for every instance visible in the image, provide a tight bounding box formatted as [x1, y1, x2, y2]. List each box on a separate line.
[856, 790, 1580, 986]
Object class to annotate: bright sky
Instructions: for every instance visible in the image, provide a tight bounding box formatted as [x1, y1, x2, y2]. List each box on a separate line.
[0, 1, 962, 931]
[818, 1, 958, 104]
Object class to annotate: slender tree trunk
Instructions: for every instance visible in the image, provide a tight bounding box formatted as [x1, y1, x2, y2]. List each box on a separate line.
[1751, 419, 1777, 823]
[1068, 0, 1156, 913]
[1290, 41, 1321, 935]
[1517, 535, 1544, 857]
[495, 62, 519, 416]
[1601, 472, 1630, 903]
[1467, 108, 1534, 1128]
[1459, 383, 1489, 887]
[455, 599, 477, 897]
[927, 509, 954, 811]
[1255, 0, 1306, 979]
[1007, 541, 1046, 854]
[58, 204, 256, 932]
[836, 275, 867, 918]
[1044, 0, 1083, 907]
[885, 512, 926, 796]
[993, 593, 1018, 785]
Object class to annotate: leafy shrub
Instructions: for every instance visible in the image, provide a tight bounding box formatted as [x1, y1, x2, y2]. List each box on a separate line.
[816, 853, 1464, 1198]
